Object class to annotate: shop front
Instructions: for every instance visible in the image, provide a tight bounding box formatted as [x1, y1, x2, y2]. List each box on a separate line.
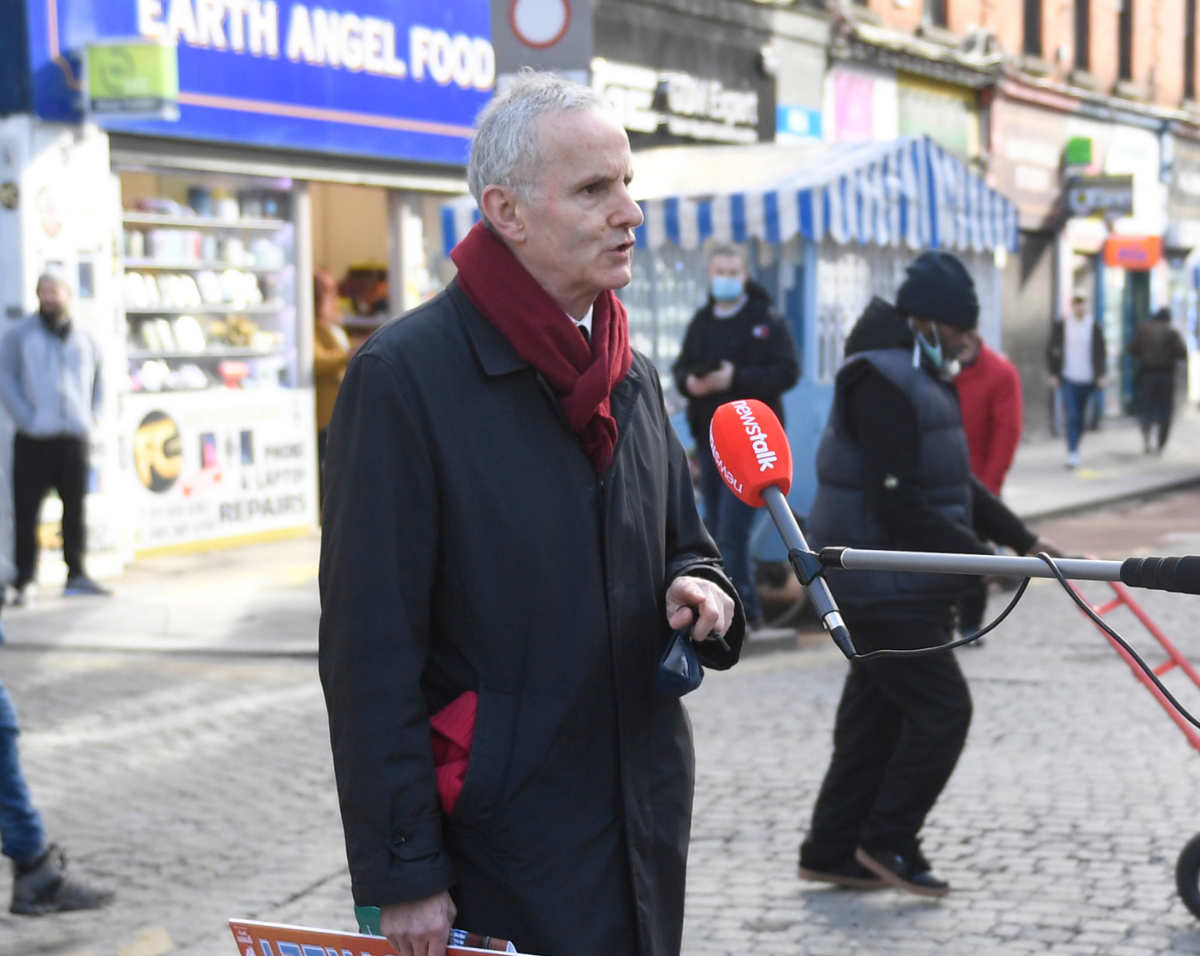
[5, 0, 492, 566]
[1060, 113, 1167, 416]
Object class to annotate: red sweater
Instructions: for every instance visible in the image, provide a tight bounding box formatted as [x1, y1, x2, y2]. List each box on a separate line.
[955, 343, 1023, 496]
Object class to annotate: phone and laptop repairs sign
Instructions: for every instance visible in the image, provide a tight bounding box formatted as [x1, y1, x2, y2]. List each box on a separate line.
[27, 0, 494, 164]
[229, 919, 526, 956]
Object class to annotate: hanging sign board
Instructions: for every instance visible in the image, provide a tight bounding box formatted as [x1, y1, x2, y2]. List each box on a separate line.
[86, 40, 179, 119]
[1067, 174, 1134, 218]
[1103, 235, 1161, 270]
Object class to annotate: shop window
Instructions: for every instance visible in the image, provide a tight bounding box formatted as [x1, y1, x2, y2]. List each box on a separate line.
[1118, 0, 1133, 80]
[1074, 0, 1090, 70]
[1024, 0, 1043, 56]
[1187, 0, 1197, 100]
[923, 0, 948, 29]
[117, 168, 297, 394]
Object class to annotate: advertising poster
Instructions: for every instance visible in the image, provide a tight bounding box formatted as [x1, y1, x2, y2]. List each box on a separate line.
[122, 389, 318, 553]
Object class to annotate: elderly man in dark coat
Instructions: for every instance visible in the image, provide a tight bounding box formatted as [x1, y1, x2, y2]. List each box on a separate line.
[319, 73, 744, 956]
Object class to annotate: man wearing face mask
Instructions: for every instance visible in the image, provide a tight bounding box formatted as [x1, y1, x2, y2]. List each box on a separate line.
[673, 246, 799, 629]
[798, 251, 1058, 897]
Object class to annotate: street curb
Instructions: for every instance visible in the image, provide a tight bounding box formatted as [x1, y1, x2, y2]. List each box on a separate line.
[1015, 474, 1200, 524]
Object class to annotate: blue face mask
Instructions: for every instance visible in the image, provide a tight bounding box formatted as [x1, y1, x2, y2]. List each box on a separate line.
[711, 276, 745, 302]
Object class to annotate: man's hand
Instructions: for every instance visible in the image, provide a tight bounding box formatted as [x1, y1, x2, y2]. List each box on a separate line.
[1048, 375, 1060, 389]
[1096, 377, 1107, 390]
[707, 360, 734, 392]
[685, 361, 735, 397]
[1028, 537, 1067, 559]
[666, 575, 734, 642]
[380, 891, 456, 956]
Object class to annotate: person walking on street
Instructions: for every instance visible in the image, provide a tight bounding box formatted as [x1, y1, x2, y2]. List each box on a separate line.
[1, 624, 114, 913]
[0, 276, 109, 604]
[673, 246, 799, 629]
[319, 74, 742, 956]
[1047, 294, 1107, 469]
[798, 251, 1060, 897]
[953, 330, 1024, 638]
[1128, 307, 1187, 456]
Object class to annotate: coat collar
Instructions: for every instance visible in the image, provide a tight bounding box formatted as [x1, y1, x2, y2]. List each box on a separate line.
[450, 279, 530, 378]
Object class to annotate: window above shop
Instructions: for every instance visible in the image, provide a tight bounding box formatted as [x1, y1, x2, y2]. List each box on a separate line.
[1024, 0, 1043, 55]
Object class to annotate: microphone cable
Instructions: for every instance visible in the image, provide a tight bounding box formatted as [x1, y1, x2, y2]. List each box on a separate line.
[842, 552, 1200, 734]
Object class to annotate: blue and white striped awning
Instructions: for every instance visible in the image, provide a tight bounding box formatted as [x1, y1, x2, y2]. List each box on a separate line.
[442, 135, 1018, 256]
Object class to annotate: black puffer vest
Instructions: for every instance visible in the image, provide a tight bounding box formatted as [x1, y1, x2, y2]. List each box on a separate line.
[808, 346, 973, 619]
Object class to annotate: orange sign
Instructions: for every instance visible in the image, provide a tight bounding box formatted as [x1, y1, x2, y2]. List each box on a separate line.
[1103, 235, 1162, 270]
[229, 919, 533, 956]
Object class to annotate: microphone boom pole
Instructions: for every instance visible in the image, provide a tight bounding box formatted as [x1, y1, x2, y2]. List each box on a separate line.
[760, 485, 856, 659]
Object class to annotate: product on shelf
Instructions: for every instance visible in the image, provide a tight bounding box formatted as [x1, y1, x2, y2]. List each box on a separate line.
[173, 315, 207, 352]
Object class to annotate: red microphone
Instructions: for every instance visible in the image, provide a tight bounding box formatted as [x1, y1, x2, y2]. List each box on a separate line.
[708, 400, 793, 507]
[709, 400, 856, 659]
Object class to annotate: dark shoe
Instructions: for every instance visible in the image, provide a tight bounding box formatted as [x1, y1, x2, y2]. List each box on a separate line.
[855, 845, 950, 898]
[63, 576, 112, 597]
[11, 845, 114, 915]
[799, 857, 886, 889]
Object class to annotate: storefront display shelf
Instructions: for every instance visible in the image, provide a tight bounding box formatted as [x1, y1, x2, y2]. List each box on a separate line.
[122, 212, 287, 230]
[123, 259, 288, 273]
[124, 305, 287, 314]
[128, 346, 287, 360]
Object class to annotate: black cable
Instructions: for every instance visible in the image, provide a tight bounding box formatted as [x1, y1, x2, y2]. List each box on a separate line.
[835, 550, 1200, 732]
[850, 576, 1031, 661]
[1032, 551, 1200, 733]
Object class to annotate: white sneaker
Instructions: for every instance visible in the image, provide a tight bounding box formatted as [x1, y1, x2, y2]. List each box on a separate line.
[1067, 451, 1080, 469]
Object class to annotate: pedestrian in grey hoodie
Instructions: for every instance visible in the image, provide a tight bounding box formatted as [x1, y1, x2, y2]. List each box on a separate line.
[0, 275, 110, 603]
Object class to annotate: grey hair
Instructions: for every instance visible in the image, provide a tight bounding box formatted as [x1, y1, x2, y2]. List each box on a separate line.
[468, 71, 609, 213]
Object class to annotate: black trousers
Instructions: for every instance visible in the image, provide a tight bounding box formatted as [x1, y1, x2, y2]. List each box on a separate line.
[800, 620, 972, 868]
[1138, 371, 1176, 450]
[13, 434, 89, 587]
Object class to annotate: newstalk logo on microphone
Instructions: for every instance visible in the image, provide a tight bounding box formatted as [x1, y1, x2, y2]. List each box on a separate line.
[734, 401, 780, 471]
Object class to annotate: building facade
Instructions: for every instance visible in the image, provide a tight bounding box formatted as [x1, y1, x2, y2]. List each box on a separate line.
[831, 0, 1200, 432]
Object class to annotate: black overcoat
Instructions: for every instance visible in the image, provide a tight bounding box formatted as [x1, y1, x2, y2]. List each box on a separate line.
[318, 281, 745, 956]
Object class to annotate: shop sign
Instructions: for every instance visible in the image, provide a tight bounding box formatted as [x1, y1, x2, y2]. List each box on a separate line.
[592, 58, 760, 145]
[990, 97, 1066, 230]
[1067, 175, 1134, 218]
[123, 390, 318, 551]
[824, 63, 897, 144]
[28, 0, 494, 166]
[896, 74, 977, 158]
[776, 104, 822, 142]
[1103, 235, 1161, 270]
[86, 40, 179, 119]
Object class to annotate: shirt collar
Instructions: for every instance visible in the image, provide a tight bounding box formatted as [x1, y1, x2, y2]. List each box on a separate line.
[567, 304, 594, 337]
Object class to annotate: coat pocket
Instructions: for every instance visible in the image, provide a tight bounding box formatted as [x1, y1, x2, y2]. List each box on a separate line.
[449, 687, 518, 829]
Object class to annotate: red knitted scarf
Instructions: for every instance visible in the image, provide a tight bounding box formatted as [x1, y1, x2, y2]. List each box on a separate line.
[450, 222, 633, 472]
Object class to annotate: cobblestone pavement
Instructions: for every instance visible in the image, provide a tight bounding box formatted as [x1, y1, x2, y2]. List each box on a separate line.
[6, 509, 1200, 954]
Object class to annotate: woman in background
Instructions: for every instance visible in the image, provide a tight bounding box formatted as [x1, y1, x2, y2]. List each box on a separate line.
[313, 268, 350, 496]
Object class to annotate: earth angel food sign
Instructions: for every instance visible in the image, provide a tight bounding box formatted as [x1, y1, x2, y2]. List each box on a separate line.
[28, 0, 494, 165]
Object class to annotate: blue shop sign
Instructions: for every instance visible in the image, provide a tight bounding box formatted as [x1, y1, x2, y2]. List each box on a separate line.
[27, 0, 494, 165]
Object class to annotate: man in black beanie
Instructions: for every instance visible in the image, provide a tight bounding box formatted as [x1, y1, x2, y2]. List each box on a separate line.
[797, 251, 1058, 897]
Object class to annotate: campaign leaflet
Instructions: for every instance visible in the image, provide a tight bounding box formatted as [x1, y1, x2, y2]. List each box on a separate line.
[229, 919, 522, 955]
